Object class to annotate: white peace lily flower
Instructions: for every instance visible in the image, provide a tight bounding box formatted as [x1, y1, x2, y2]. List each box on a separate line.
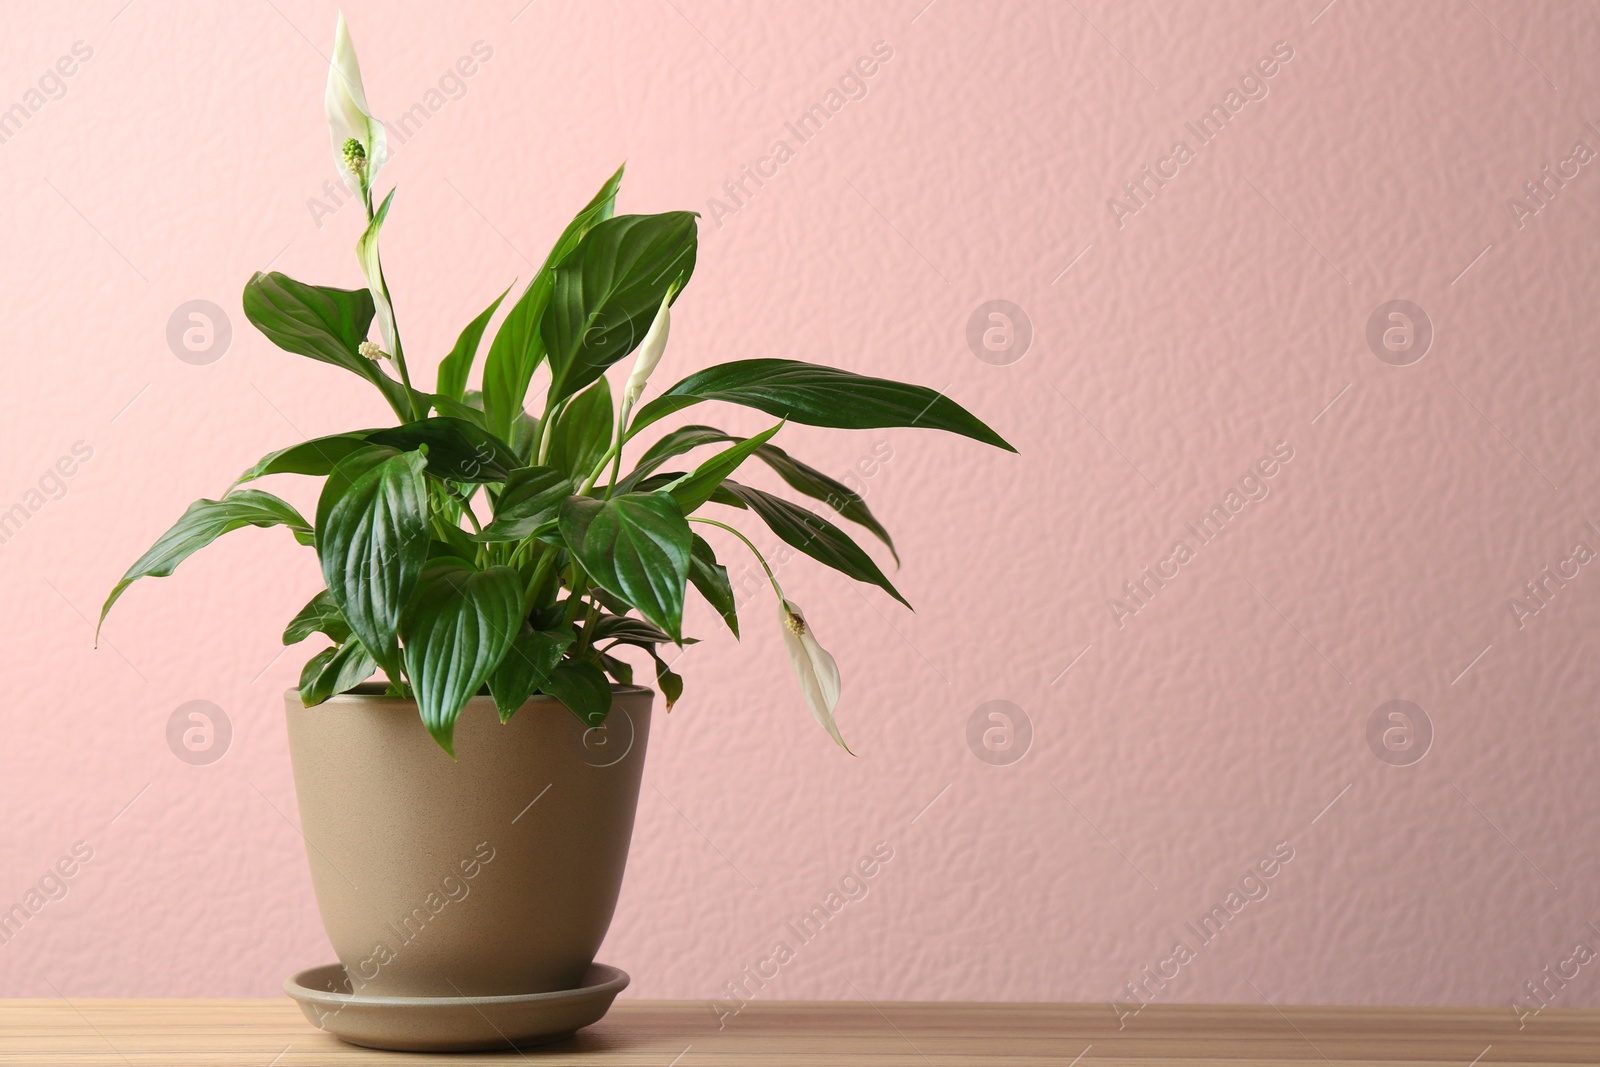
[622, 292, 672, 405]
[358, 340, 387, 362]
[325, 12, 387, 197]
[779, 599, 850, 753]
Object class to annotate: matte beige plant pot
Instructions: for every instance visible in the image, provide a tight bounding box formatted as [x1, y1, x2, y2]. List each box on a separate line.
[283, 684, 653, 999]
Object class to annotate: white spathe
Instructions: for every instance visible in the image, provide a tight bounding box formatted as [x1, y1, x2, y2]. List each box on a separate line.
[623, 293, 672, 405]
[779, 599, 850, 753]
[325, 12, 387, 196]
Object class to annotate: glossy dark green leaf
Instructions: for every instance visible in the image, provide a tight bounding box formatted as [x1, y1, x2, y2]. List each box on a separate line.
[298, 638, 377, 707]
[547, 376, 613, 481]
[590, 614, 676, 646]
[242, 271, 413, 419]
[318, 451, 431, 679]
[487, 625, 573, 722]
[283, 589, 350, 646]
[235, 433, 377, 485]
[400, 561, 523, 755]
[629, 358, 1014, 451]
[558, 491, 692, 643]
[477, 466, 572, 541]
[435, 283, 511, 403]
[650, 649, 683, 711]
[688, 534, 739, 638]
[541, 658, 613, 727]
[368, 417, 520, 483]
[314, 444, 399, 539]
[721, 481, 910, 608]
[542, 212, 698, 407]
[615, 424, 731, 494]
[99, 490, 311, 636]
[482, 165, 624, 438]
[664, 421, 782, 514]
[752, 442, 898, 563]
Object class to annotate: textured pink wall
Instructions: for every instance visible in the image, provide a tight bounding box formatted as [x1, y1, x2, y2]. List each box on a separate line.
[2, 0, 1598, 1022]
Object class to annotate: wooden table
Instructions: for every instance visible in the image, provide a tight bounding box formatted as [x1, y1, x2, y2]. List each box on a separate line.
[2, 1000, 1596, 1065]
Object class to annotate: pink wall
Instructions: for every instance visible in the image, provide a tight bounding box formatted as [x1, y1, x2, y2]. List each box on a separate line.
[2, 0, 1597, 1020]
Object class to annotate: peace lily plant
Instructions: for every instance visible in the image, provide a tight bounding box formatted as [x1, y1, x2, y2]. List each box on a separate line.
[99, 15, 1012, 758]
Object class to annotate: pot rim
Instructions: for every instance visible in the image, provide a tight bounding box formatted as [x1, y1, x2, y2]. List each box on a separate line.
[284, 682, 656, 705]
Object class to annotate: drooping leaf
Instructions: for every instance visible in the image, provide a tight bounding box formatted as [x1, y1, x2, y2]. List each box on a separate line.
[547, 376, 614, 481]
[318, 451, 431, 679]
[241, 271, 413, 419]
[558, 491, 692, 643]
[482, 165, 624, 439]
[283, 589, 351, 646]
[99, 490, 311, 636]
[650, 649, 683, 710]
[399, 561, 523, 755]
[752, 441, 898, 563]
[542, 211, 698, 407]
[298, 638, 377, 707]
[541, 658, 613, 727]
[599, 652, 633, 686]
[487, 625, 573, 722]
[663, 421, 782, 514]
[477, 466, 572, 541]
[688, 534, 739, 638]
[721, 481, 910, 608]
[590, 614, 678, 646]
[629, 359, 1014, 451]
[367, 417, 520, 483]
[436, 283, 512, 403]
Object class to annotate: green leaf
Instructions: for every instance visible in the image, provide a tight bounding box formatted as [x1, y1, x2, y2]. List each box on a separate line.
[558, 491, 692, 643]
[615, 424, 731, 494]
[298, 638, 377, 707]
[547, 376, 613, 480]
[314, 444, 400, 539]
[318, 451, 431, 679]
[235, 432, 378, 485]
[367, 417, 520, 483]
[664, 421, 782, 514]
[436, 283, 512, 403]
[487, 625, 573, 722]
[542, 211, 698, 407]
[283, 589, 350, 646]
[599, 652, 634, 686]
[721, 481, 910, 608]
[476, 466, 572, 541]
[752, 442, 898, 564]
[99, 490, 311, 637]
[241, 271, 413, 420]
[688, 534, 739, 638]
[590, 614, 677, 646]
[400, 561, 524, 755]
[650, 649, 683, 710]
[482, 165, 624, 439]
[629, 358, 1015, 451]
[541, 658, 613, 727]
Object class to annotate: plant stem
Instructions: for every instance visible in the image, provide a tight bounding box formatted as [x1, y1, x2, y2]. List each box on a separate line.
[689, 517, 783, 602]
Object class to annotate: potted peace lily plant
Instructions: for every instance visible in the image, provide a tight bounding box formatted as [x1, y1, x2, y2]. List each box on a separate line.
[98, 14, 1011, 1053]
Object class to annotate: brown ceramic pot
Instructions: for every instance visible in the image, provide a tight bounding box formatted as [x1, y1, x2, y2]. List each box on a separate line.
[283, 684, 652, 998]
